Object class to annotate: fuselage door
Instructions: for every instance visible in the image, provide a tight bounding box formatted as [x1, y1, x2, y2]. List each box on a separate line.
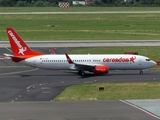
[33, 58, 37, 66]
[138, 59, 141, 65]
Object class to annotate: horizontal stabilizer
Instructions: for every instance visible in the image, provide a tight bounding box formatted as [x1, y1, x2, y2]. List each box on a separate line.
[3, 53, 13, 57]
[4, 53, 24, 62]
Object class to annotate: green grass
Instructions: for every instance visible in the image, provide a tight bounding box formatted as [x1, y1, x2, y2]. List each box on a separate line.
[54, 82, 160, 101]
[0, 13, 160, 40]
[0, 7, 160, 12]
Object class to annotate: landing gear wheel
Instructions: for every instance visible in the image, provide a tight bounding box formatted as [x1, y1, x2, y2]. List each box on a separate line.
[81, 72, 85, 76]
[78, 70, 81, 75]
[78, 70, 85, 76]
[140, 71, 143, 75]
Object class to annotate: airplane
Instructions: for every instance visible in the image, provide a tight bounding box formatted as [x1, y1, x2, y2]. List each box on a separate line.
[4, 27, 157, 76]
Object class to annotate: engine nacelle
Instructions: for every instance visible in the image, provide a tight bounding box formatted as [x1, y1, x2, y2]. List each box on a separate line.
[94, 66, 109, 74]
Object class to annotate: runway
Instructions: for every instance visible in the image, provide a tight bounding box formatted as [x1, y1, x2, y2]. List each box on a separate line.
[0, 47, 160, 120]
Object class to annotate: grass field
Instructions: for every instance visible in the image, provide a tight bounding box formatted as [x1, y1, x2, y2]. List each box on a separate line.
[54, 82, 160, 101]
[0, 8, 160, 40]
[0, 7, 160, 12]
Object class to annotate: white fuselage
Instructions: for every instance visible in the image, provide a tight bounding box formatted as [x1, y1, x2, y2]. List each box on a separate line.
[21, 54, 157, 71]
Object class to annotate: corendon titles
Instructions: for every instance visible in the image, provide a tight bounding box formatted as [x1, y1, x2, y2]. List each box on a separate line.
[103, 56, 136, 63]
[8, 30, 22, 49]
[8, 30, 27, 55]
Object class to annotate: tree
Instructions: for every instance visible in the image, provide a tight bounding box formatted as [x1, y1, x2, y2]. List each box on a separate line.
[154, 0, 160, 4]
[17, 1, 29, 6]
[140, 0, 154, 5]
[0, 0, 16, 6]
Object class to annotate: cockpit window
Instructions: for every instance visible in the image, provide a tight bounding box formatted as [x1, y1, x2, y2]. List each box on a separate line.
[146, 59, 150, 61]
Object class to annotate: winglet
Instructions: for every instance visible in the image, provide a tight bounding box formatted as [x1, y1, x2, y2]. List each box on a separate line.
[50, 48, 55, 55]
[65, 54, 73, 64]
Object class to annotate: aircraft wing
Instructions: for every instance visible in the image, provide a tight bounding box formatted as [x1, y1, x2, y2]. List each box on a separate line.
[65, 54, 102, 70]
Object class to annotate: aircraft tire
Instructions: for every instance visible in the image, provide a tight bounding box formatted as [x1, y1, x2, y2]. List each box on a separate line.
[140, 71, 143, 75]
[81, 72, 85, 76]
[78, 70, 85, 76]
[78, 70, 82, 75]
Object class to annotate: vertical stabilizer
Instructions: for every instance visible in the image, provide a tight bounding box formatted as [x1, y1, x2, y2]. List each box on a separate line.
[6, 27, 44, 57]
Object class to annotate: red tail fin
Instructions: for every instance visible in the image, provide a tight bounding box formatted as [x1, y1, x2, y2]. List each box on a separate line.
[6, 28, 44, 57]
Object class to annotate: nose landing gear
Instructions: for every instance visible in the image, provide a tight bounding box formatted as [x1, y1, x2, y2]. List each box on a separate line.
[140, 70, 143, 75]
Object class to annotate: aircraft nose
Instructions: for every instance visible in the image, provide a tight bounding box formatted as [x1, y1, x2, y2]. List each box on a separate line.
[151, 60, 157, 67]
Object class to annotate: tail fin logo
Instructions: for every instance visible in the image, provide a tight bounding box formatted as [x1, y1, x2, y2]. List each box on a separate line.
[8, 30, 27, 55]
[19, 47, 27, 55]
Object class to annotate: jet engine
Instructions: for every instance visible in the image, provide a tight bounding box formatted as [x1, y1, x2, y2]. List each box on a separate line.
[94, 66, 109, 74]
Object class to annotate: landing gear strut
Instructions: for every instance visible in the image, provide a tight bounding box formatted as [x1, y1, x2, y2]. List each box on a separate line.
[78, 70, 85, 76]
[140, 70, 143, 75]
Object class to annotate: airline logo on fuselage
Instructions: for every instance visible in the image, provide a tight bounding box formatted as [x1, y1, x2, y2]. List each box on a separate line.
[103, 56, 136, 63]
[8, 30, 27, 55]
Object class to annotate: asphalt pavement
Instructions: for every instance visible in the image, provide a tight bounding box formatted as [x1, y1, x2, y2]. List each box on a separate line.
[1, 40, 160, 48]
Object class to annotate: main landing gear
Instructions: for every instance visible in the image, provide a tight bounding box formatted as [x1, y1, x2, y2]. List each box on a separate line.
[78, 70, 85, 76]
[140, 70, 143, 75]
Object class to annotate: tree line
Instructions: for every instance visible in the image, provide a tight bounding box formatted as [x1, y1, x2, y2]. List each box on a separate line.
[0, 0, 160, 7]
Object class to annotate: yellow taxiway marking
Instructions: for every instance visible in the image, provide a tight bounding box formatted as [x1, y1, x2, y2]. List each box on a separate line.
[0, 66, 29, 68]
[0, 68, 39, 76]
[5, 46, 12, 52]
